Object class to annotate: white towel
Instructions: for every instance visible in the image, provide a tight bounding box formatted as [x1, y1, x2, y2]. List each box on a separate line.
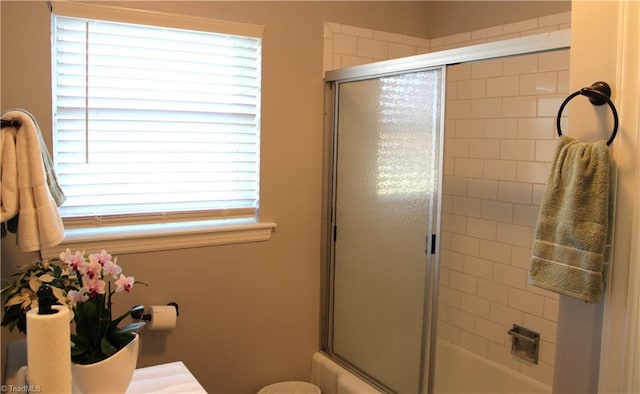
[1, 126, 19, 222]
[3, 108, 66, 207]
[2, 110, 65, 252]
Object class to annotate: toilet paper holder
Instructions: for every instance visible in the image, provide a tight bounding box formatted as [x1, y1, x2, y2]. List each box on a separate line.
[131, 302, 180, 322]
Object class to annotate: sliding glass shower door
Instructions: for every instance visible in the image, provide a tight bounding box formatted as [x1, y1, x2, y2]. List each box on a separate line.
[326, 67, 443, 393]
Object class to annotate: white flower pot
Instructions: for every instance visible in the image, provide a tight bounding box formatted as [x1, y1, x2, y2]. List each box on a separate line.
[71, 334, 139, 394]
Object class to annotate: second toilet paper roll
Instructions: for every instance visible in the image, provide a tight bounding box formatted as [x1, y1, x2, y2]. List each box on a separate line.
[147, 305, 177, 331]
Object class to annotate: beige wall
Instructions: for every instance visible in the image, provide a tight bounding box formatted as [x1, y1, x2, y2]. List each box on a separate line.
[0, 1, 580, 393]
[427, 1, 571, 38]
[556, 2, 640, 393]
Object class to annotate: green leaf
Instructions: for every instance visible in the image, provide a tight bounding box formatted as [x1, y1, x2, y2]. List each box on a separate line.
[129, 304, 145, 318]
[100, 337, 118, 357]
[113, 322, 146, 335]
[38, 273, 55, 283]
[71, 333, 91, 348]
[107, 332, 136, 350]
[1, 305, 28, 334]
[110, 310, 132, 329]
[70, 347, 86, 357]
[70, 339, 87, 356]
[52, 265, 62, 276]
[1, 285, 20, 298]
[82, 299, 98, 318]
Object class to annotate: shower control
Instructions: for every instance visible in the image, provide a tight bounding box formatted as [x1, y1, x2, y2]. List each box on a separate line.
[508, 324, 540, 364]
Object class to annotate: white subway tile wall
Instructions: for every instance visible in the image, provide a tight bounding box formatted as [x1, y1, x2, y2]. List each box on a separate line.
[324, 11, 570, 388]
[440, 44, 568, 381]
[440, 33, 568, 387]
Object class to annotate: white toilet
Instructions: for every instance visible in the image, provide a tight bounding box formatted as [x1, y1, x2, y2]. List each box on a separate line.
[257, 381, 321, 394]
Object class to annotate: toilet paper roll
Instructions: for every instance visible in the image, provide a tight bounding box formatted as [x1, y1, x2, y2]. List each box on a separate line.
[26, 305, 72, 393]
[147, 305, 177, 331]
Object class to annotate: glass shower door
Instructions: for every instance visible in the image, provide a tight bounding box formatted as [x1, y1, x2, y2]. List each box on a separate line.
[329, 68, 443, 393]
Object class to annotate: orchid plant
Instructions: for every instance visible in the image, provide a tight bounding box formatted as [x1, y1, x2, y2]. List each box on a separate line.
[1, 249, 145, 364]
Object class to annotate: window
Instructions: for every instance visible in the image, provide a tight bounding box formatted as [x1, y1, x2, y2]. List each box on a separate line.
[46, 3, 275, 256]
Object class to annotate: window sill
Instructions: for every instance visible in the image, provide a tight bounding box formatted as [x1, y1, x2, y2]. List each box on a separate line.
[40, 219, 277, 259]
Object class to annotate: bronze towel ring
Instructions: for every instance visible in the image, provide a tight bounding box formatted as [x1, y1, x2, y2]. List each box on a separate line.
[556, 81, 619, 146]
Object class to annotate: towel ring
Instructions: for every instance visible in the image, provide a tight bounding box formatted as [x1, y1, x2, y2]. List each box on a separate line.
[556, 81, 618, 146]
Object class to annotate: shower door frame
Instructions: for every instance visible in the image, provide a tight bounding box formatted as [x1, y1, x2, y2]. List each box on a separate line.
[325, 66, 446, 393]
[321, 29, 572, 394]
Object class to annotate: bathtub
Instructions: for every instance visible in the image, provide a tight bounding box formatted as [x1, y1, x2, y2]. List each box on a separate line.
[434, 339, 551, 394]
[311, 352, 381, 394]
[312, 341, 551, 394]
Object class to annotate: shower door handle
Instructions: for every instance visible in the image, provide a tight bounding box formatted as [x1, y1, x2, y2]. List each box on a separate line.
[427, 234, 436, 255]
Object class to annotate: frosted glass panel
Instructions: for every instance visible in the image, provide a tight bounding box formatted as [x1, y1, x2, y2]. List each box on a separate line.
[332, 69, 442, 393]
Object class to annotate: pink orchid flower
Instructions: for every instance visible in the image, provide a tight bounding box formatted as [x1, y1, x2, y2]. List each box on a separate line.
[115, 274, 134, 293]
[67, 288, 89, 307]
[83, 277, 106, 296]
[89, 249, 112, 265]
[62, 248, 88, 275]
[102, 260, 122, 280]
[86, 259, 103, 280]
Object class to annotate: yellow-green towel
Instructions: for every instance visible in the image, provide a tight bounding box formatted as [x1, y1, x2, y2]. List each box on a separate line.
[528, 136, 611, 303]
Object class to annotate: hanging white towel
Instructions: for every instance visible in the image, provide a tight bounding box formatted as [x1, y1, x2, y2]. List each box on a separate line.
[1, 126, 19, 222]
[2, 110, 65, 252]
[2, 108, 66, 207]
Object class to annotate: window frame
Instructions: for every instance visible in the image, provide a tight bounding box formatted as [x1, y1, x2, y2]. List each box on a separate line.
[44, 2, 275, 258]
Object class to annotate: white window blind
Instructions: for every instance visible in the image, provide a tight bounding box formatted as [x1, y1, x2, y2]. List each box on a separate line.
[52, 11, 262, 224]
